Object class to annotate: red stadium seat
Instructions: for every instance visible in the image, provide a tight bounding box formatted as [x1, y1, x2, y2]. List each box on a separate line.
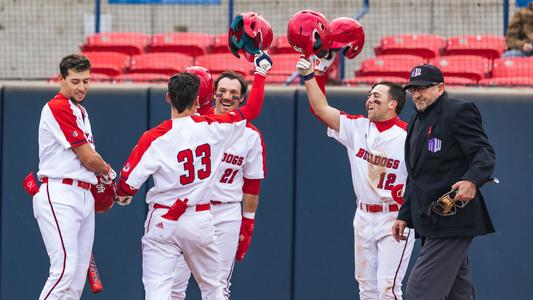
[430, 55, 491, 82]
[245, 74, 297, 84]
[129, 53, 193, 75]
[443, 76, 477, 85]
[376, 34, 446, 59]
[491, 57, 533, 78]
[479, 77, 533, 87]
[270, 35, 298, 55]
[210, 33, 231, 54]
[114, 73, 169, 83]
[344, 76, 408, 85]
[269, 53, 339, 82]
[269, 54, 301, 75]
[82, 52, 130, 77]
[148, 32, 212, 57]
[357, 55, 426, 79]
[261, 74, 300, 84]
[48, 72, 112, 83]
[195, 53, 253, 77]
[89, 73, 113, 82]
[445, 35, 506, 60]
[82, 32, 151, 56]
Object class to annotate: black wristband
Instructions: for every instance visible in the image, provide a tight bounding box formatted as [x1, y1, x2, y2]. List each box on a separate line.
[300, 72, 315, 81]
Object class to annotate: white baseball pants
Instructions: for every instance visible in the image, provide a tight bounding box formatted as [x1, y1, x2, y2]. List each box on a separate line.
[33, 179, 95, 300]
[172, 202, 241, 300]
[354, 208, 415, 300]
[142, 205, 224, 300]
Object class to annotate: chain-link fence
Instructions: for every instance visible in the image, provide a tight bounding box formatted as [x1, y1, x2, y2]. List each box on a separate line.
[0, 0, 530, 86]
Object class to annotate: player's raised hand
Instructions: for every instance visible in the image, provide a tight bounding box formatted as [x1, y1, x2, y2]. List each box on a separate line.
[296, 56, 314, 77]
[392, 220, 408, 242]
[254, 51, 272, 77]
[312, 50, 338, 74]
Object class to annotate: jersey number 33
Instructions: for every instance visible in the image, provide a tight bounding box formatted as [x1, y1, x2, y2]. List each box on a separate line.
[177, 143, 211, 185]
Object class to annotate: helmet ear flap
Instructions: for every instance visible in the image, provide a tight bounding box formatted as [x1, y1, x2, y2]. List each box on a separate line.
[229, 15, 245, 58]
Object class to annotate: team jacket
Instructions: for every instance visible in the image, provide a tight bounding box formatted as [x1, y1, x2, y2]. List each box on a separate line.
[37, 93, 97, 184]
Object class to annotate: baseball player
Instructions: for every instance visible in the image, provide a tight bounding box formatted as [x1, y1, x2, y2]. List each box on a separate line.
[33, 54, 116, 299]
[115, 53, 271, 300]
[296, 53, 415, 299]
[172, 70, 266, 300]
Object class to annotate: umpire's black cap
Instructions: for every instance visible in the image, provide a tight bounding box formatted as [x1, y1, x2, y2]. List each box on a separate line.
[404, 64, 444, 90]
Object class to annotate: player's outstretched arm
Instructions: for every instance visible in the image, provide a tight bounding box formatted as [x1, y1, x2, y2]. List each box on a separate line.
[116, 128, 163, 205]
[235, 51, 272, 121]
[308, 51, 336, 123]
[296, 57, 340, 131]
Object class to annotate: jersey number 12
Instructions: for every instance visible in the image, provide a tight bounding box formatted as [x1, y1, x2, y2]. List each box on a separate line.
[377, 172, 396, 190]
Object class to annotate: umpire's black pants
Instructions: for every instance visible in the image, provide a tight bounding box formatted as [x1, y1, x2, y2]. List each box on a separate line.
[406, 236, 476, 300]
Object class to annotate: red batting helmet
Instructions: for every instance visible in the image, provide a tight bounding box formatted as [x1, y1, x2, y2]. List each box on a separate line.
[287, 10, 332, 58]
[228, 12, 273, 62]
[185, 66, 214, 115]
[330, 17, 365, 59]
[91, 182, 116, 213]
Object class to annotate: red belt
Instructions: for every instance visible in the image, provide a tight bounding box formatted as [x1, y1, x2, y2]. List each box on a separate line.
[358, 202, 400, 213]
[210, 200, 225, 205]
[42, 177, 92, 191]
[154, 203, 210, 212]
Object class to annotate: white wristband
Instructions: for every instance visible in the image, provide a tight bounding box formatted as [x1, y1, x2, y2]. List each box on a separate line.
[243, 212, 256, 219]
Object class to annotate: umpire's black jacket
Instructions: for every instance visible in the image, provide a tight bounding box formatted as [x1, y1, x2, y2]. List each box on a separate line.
[397, 91, 496, 238]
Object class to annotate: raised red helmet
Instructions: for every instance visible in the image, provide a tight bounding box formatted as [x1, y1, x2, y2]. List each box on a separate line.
[228, 12, 273, 62]
[185, 66, 214, 115]
[330, 17, 365, 59]
[287, 10, 333, 58]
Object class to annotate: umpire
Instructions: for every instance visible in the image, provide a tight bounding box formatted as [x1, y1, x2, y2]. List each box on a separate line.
[392, 64, 496, 300]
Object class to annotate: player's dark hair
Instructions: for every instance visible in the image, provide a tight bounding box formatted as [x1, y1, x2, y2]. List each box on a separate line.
[168, 72, 200, 113]
[371, 81, 406, 115]
[59, 54, 91, 78]
[214, 71, 248, 97]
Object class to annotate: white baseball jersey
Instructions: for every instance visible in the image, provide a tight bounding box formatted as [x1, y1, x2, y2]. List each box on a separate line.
[120, 113, 247, 207]
[34, 92, 97, 299]
[209, 123, 266, 203]
[327, 113, 408, 204]
[37, 93, 97, 184]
